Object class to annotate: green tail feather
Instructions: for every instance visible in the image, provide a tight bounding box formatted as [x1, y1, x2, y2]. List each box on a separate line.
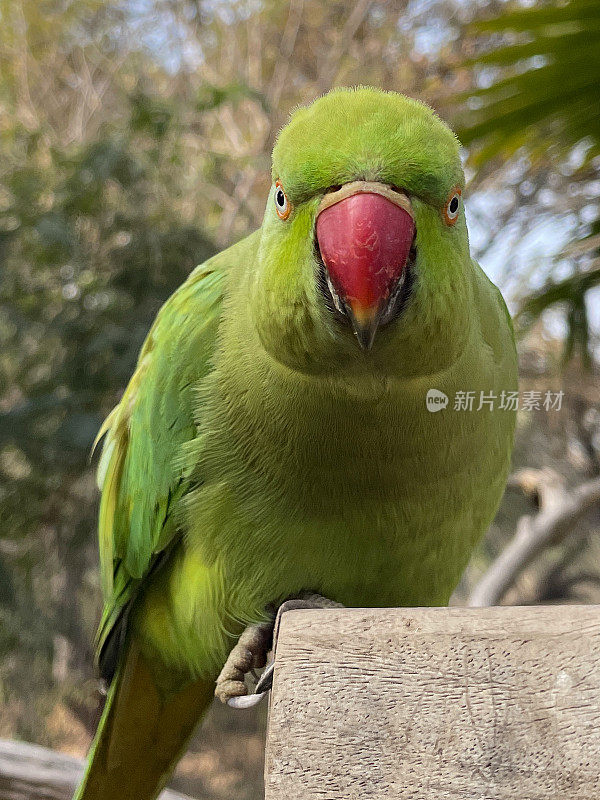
[74, 640, 214, 800]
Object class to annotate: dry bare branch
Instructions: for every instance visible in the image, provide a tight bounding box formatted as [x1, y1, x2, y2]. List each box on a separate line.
[0, 739, 195, 800]
[266, 0, 304, 108]
[315, 0, 373, 92]
[468, 470, 600, 607]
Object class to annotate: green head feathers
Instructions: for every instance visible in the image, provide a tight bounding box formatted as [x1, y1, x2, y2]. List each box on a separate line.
[272, 87, 464, 205]
[249, 87, 473, 376]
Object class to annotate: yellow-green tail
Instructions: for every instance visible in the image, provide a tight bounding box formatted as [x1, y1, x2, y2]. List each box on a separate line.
[74, 640, 214, 800]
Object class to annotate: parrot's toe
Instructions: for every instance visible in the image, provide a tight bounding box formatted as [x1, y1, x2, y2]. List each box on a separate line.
[215, 619, 274, 705]
[216, 592, 343, 708]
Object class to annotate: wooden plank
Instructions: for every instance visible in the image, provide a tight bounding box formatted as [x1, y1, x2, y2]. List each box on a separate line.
[0, 739, 194, 800]
[265, 606, 600, 800]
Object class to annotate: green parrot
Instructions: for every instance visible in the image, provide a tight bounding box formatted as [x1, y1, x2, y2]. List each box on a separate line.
[75, 87, 517, 800]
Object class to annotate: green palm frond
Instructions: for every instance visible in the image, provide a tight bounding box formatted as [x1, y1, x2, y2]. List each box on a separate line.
[458, 0, 600, 366]
[516, 268, 600, 367]
[459, 0, 600, 163]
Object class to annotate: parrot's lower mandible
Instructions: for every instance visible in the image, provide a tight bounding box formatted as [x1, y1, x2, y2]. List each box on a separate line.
[75, 87, 517, 800]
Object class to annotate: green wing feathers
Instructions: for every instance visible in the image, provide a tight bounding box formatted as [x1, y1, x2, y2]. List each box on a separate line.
[93, 265, 224, 676]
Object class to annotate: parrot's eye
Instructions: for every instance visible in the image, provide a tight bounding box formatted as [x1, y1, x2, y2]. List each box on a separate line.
[443, 189, 461, 226]
[274, 181, 291, 220]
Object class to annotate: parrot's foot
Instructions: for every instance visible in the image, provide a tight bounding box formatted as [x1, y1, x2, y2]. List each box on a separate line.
[215, 592, 343, 709]
[214, 619, 273, 707]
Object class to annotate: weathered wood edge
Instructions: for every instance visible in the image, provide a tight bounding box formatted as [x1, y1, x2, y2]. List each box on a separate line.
[265, 605, 600, 799]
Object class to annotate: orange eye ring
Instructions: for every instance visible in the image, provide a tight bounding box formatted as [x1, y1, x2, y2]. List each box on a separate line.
[443, 188, 462, 226]
[274, 180, 292, 220]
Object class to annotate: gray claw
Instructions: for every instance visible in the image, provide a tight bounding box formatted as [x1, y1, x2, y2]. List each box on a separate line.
[218, 592, 343, 708]
[227, 692, 267, 709]
[254, 660, 275, 694]
[225, 660, 274, 707]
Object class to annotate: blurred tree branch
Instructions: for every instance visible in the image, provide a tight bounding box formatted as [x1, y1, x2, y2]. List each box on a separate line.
[0, 739, 194, 800]
[468, 469, 600, 607]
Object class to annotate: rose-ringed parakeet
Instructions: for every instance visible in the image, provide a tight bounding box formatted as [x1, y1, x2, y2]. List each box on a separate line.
[75, 87, 517, 800]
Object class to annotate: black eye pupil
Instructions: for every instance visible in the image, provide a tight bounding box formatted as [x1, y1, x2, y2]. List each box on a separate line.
[276, 190, 285, 206]
[449, 196, 459, 213]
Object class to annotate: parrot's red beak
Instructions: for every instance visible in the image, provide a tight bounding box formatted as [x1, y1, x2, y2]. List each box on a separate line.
[316, 181, 416, 349]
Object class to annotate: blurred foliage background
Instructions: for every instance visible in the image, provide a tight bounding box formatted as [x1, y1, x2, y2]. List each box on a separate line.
[0, 1, 598, 798]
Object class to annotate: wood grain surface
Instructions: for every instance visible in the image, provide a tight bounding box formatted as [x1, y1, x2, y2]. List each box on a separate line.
[264, 605, 600, 799]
